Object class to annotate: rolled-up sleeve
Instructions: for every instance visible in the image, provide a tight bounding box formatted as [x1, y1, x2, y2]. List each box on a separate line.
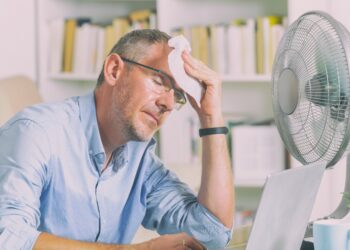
[141, 160, 232, 249]
[0, 119, 50, 249]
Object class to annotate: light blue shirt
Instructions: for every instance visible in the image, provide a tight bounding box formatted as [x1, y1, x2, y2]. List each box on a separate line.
[0, 93, 231, 249]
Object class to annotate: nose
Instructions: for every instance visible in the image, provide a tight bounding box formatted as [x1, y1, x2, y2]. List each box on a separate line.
[156, 89, 175, 112]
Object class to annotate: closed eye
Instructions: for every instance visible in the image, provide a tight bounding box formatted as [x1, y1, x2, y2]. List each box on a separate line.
[152, 74, 165, 86]
[152, 78, 163, 87]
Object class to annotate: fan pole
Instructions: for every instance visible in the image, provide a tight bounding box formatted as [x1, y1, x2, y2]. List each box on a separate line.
[327, 156, 350, 219]
[304, 157, 350, 239]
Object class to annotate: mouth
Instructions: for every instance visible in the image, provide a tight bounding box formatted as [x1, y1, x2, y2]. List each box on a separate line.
[144, 111, 159, 126]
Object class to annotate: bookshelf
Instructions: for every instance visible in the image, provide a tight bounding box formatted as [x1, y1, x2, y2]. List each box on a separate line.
[48, 73, 271, 83]
[37, 0, 157, 101]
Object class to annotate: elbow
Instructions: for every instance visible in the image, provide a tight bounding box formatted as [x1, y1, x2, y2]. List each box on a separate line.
[202, 227, 232, 249]
[223, 210, 234, 229]
[0, 220, 41, 249]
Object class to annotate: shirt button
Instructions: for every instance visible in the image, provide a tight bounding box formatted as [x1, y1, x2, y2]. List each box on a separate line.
[95, 153, 105, 164]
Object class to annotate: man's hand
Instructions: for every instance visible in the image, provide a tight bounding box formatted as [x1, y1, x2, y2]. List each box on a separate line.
[145, 232, 206, 250]
[181, 51, 223, 128]
[34, 231, 206, 250]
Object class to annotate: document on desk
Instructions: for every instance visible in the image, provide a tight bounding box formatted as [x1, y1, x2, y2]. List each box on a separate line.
[211, 162, 326, 250]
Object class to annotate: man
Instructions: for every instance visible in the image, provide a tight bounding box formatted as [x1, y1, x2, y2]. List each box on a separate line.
[0, 29, 234, 249]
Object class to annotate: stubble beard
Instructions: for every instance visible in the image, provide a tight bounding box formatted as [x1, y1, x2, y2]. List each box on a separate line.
[111, 90, 154, 142]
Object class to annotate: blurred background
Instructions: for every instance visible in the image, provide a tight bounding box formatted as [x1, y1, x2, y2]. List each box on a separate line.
[0, 0, 349, 243]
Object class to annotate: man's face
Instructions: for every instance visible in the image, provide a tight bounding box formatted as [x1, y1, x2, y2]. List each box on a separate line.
[111, 43, 176, 142]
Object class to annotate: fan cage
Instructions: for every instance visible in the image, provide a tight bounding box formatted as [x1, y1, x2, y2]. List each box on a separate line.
[272, 11, 350, 167]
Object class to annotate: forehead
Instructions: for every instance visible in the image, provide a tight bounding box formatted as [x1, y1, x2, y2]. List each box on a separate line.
[139, 42, 173, 76]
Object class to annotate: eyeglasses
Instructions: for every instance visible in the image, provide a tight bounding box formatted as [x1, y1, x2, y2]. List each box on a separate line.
[121, 57, 187, 110]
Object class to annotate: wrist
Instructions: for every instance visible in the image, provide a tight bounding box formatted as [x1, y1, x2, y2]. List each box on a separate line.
[199, 115, 225, 128]
[199, 126, 228, 137]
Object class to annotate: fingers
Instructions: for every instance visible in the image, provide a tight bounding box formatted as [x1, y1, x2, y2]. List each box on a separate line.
[151, 233, 207, 250]
[182, 51, 220, 87]
[183, 238, 206, 250]
[186, 94, 200, 112]
[180, 233, 206, 250]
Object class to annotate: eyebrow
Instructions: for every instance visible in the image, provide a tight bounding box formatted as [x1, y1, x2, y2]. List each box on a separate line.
[121, 57, 178, 89]
[151, 66, 175, 84]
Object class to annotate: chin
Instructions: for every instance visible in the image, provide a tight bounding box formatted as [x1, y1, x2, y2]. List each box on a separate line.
[132, 130, 154, 142]
[128, 123, 156, 142]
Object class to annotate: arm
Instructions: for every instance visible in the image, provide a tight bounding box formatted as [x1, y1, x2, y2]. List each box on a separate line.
[34, 232, 204, 250]
[0, 120, 204, 250]
[141, 158, 231, 248]
[182, 51, 234, 228]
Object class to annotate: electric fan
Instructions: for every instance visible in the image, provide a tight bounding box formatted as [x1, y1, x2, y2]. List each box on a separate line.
[272, 10, 350, 235]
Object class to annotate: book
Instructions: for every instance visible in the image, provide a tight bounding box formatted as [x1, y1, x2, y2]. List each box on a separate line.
[227, 22, 244, 75]
[95, 26, 105, 73]
[270, 24, 285, 70]
[112, 17, 130, 43]
[231, 125, 285, 181]
[263, 16, 282, 74]
[256, 17, 264, 75]
[198, 26, 209, 65]
[149, 13, 157, 29]
[72, 21, 95, 74]
[104, 25, 115, 57]
[129, 9, 155, 31]
[48, 18, 65, 74]
[190, 26, 201, 60]
[63, 19, 77, 72]
[210, 24, 227, 74]
[86, 25, 98, 74]
[129, 9, 152, 22]
[243, 18, 256, 75]
[63, 18, 90, 73]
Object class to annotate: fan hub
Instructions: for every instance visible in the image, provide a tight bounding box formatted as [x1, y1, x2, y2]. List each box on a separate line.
[278, 69, 299, 115]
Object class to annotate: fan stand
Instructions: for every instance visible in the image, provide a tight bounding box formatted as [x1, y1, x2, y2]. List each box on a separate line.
[326, 156, 350, 219]
[304, 156, 350, 238]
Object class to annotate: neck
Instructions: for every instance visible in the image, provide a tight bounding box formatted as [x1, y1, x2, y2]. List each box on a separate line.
[94, 88, 127, 156]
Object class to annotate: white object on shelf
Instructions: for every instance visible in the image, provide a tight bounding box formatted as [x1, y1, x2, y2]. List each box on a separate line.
[231, 125, 286, 181]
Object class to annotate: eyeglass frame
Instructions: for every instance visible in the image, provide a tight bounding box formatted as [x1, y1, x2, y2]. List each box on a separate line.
[120, 57, 187, 110]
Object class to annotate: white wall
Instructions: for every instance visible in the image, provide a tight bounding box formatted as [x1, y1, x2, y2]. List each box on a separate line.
[0, 0, 36, 81]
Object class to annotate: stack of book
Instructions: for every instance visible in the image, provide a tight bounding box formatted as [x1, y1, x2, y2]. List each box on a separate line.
[231, 124, 286, 182]
[172, 15, 287, 76]
[48, 9, 157, 76]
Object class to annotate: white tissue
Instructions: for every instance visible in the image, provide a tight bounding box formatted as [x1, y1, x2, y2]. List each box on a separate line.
[168, 35, 204, 107]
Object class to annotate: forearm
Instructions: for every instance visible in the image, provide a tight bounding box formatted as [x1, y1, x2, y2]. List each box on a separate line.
[180, 51, 234, 228]
[197, 116, 234, 228]
[33, 232, 149, 250]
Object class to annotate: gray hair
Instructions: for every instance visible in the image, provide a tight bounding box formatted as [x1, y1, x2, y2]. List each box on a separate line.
[96, 29, 171, 87]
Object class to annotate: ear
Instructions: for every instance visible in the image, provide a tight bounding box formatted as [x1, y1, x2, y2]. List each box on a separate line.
[103, 53, 125, 86]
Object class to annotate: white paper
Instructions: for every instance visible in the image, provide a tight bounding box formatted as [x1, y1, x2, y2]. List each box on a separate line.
[168, 35, 204, 107]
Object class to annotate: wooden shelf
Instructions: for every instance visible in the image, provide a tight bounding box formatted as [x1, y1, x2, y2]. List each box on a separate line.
[222, 74, 271, 83]
[49, 73, 98, 82]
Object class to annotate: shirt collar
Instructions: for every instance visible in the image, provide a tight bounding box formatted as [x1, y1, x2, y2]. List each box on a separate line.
[78, 92, 105, 157]
[77, 92, 157, 174]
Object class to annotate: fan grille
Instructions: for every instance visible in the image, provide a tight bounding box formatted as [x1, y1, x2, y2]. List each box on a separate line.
[272, 11, 350, 167]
